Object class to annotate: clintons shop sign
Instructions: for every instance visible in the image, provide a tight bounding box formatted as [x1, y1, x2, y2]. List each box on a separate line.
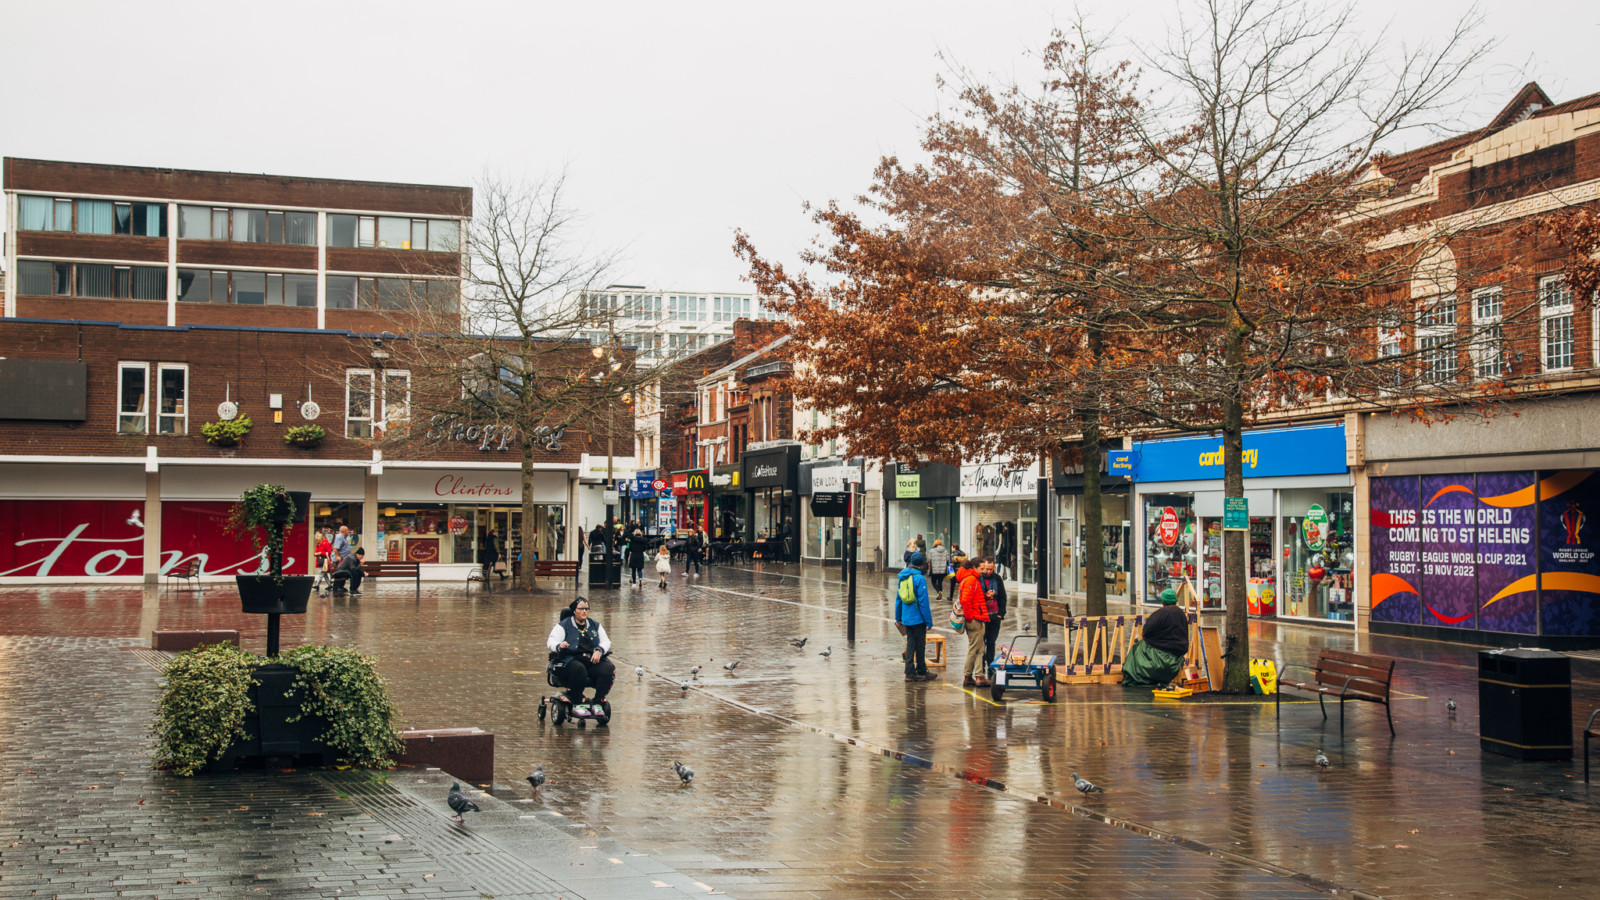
[0, 500, 311, 578]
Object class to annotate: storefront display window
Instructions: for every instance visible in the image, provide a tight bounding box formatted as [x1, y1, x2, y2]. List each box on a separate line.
[752, 488, 795, 559]
[712, 494, 745, 542]
[313, 503, 363, 555]
[1143, 494, 1196, 602]
[1019, 500, 1038, 584]
[1280, 490, 1355, 621]
[892, 499, 958, 557]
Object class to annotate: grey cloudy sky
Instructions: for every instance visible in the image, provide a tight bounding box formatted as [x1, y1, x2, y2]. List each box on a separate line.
[4, 0, 1594, 290]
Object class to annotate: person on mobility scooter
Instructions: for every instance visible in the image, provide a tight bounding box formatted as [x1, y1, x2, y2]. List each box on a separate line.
[540, 597, 615, 726]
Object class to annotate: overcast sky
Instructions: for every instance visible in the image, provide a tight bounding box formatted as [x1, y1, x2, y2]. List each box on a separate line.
[4, 0, 1594, 290]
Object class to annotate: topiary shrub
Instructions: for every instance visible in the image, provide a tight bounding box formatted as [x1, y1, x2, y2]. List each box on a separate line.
[279, 645, 404, 768]
[151, 642, 259, 776]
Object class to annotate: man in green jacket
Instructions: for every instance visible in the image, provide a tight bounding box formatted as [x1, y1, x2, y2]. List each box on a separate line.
[1123, 588, 1190, 686]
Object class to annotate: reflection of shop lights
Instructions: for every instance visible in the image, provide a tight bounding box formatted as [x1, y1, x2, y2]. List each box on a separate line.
[385, 507, 397, 517]
[319, 507, 333, 516]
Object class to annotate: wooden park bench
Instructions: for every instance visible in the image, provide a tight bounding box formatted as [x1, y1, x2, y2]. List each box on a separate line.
[532, 559, 580, 581]
[362, 560, 422, 595]
[1277, 648, 1396, 735]
[166, 558, 202, 592]
[1039, 597, 1073, 633]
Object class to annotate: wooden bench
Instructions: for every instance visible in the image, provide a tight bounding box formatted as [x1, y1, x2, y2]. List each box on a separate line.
[362, 560, 421, 594]
[1585, 710, 1600, 783]
[1039, 597, 1073, 630]
[532, 559, 580, 581]
[166, 558, 202, 592]
[1277, 648, 1396, 735]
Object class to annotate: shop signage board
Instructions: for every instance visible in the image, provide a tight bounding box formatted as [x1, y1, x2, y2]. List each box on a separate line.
[651, 479, 667, 492]
[1157, 507, 1181, 546]
[959, 462, 1039, 498]
[1132, 423, 1347, 482]
[686, 472, 709, 492]
[1302, 504, 1328, 550]
[380, 469, 566, 503]
[1223, 497, 1249, 531]
[896, 473, 920, 498]
[1108, 451, 1137, 477]
[811, 465, 859, 494]
[810, 492, 851, 517]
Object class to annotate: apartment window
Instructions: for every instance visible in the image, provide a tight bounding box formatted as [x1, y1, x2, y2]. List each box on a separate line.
[345, 369, 409, 438]
[328, 214, 357, 247]
[130, 202, 166, 236]
[1471, 287, 1504, 378]
[428, 219, 459, 252]
[18, 260, 163, 300]
[77, 264, 117, 298]
[18, 196, 53, 230]
[377, 216, 408, 248]
[157, 364, 188, 434]
[285, 211, 315, 245]
[359, 216, 376, 248]
[179, 205, 210, 239]
[233, 209, 267, 243]
[77, 199, 114, 234]
[118, 363, 149, 434]
[1416, 298, 1456, 383]
[285, 273, 317, 307]
[327, 275, 357, 309]
[53, 199, 73, 231]
[1541, 275, 1575, 372]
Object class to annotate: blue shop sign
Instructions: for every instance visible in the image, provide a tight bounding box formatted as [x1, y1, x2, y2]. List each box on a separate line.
[1130, 423, 1347, 482]
[632, 469, 657, 499]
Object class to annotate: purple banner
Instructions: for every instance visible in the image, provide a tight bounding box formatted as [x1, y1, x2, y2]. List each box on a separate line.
[1419, 475, 1478, 628]
[1473, 471, 1537, 634]
[1369, 476, 1420, 625]
[1539, 471, 1600, 636]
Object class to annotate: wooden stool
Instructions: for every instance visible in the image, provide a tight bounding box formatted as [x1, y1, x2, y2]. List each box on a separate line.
[926, 634, 947, 668]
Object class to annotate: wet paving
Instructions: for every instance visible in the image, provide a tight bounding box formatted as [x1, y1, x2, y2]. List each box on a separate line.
[3, 564, 1600, 898]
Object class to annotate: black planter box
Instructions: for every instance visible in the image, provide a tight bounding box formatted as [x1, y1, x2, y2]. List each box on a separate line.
[208, 663, 335, 772]
[237, 575, 314, 615]
[271, 491, 313, 524]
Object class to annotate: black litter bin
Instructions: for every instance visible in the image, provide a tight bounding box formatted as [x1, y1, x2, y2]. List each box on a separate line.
[1478, 648, 1571, 760]
[588, 557, 622, 588]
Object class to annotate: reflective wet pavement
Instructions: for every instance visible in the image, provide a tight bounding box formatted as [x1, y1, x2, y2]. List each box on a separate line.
[3, 565, 1599, 898]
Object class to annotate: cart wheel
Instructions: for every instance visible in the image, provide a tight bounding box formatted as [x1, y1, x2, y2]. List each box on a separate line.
[1042, 668, 1057, 703]
[990, 679, 1005, 702]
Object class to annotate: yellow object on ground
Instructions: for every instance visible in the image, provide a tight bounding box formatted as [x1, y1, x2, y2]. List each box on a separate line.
[1250, 658, 1278, 695]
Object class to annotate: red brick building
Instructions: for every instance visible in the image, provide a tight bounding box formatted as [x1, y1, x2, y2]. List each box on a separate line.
[0, 159, 605, 583]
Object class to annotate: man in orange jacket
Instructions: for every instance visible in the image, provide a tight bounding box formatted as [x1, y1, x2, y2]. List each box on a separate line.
[956, 560, 989, 686]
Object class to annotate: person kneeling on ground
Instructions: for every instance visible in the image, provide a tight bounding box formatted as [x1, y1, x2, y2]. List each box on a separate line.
[333, 547, 365, 595]
[1122, 588, 1191, 686]
[546, 597, 615, 708]
[896, 551, 936, 682]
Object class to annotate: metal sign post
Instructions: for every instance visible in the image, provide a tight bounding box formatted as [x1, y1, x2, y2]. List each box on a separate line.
[846, 490, 858, 644]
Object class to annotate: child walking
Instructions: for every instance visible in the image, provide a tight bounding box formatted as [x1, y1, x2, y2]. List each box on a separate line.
[655, 544, 673, 589]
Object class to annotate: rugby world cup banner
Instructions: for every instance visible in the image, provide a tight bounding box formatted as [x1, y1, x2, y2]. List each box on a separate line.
[1370, 471, 1600, 636]
[0, 500, 311, 578]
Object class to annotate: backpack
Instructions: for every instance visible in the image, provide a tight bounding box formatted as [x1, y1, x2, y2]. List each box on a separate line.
[898, 575, 918, 604]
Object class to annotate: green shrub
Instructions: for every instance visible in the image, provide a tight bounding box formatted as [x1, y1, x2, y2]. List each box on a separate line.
[201, 415, 253, 447]
[279, 645, 404, 769]
[151, 642, 258, 776]
[284, 424, 325, 448]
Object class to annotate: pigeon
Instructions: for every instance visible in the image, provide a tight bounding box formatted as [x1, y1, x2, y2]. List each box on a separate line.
[790, 637, 808, 648]
[1072, 773, 1103, 795]
[1021, 622, 1032, 634]
[1447, 698, 1457, 712]
[1315, 750, 1331, 769]
[689, 665, 701, 677]
[819, 646, 832, 658]
[723, 660, 741, 671]
[680, 681, 691, 691]
[636, 665, 645, 678]
[447, 782, 480, 821]
[672, 761, 695, 784]
[526, 766, 545, 792]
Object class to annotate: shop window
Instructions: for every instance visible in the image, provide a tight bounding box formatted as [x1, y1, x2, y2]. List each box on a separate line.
[1143, 495, 1195, 602]
[117, 363, 148, 434]
[1279, 490, 1355, 621]
[1541, 275, 1574, 372]
[1472, 287, 1504, 378]
[157, 364, 188, 435]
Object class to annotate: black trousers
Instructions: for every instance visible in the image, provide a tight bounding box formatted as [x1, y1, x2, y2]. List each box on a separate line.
[904, 623, 928, 676]
[333, 568, 363, 592]
[558, 655, 616, 703]
[685, 553, 702, 574]
[982, 618, 1003, 667]
[930, 573, 946, 592]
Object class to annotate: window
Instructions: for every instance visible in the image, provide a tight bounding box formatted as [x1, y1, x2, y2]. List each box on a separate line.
[118, 363, 148, 434]
[411, 219, 428, 251]
[233, 271, 266, 305]
[427, 219, 459, 252]
[345, 368, 409, 438]
[377, 216, 408, 248]
[284, 211, 315, 245]
[233, 209, 267, 243]
[179, 205, 211, 239]
[157, 364, 187, 434]
[53, 199, 73, 231]
[329, 214, 358, 247]
[18, 196, 53, 230]
[78, 264, 117, 298]
[359, 216, 376, 248]
[178, 268, 305, 305]
[1472, 287, 1504, 378]
[129, 202, 166, 237]
[284, 273, 317, 307]
[1541, 275, 1575, 372]
[17, 260, 163, 300]
[77, 200, 114, 234]
[1416, 298, 1456, 384]
[327, 275, 358, 309]
[212, 208, 230, 240]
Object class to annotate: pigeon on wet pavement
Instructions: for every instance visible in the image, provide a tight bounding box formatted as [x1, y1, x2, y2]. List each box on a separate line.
[673, 761, 695, 784]
[447, 782, 480, 821]
[526, 766, 545, 791]
[1315, 751, 1331, 768]
[1072, 773, 1103, 795]
[635, 665, 645, 678]
[680, 681, 691, 691]
[689, 665, 701, 677]
[790, 637, 808, 648]
[1022, 622, 1032, 634]
[819, 646, 832, 658]
[1447, 698, 1457, 712]
[723, 660, 740, 671]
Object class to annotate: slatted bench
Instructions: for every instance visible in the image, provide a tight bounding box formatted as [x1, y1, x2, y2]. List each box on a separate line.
[166, 558, 202, 592]
[1277, 648, 1396, 735]
[1584, 710, 1600, 783]
[532, 559, 580, 581]
[1039, 597, 1073, 632]
[362, 560, 421, 594]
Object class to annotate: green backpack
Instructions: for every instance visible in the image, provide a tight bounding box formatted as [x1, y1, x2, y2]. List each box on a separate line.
[898, 576, 918, 604]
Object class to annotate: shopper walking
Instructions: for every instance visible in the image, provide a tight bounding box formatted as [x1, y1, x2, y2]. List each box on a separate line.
[947, 544, 969, 603]
[927, 539, 949, 594]
[685, 528, 706, 577]
[896, 551, 935, 681]
[955, 560, 989, 686]
[626, 528, 647, 587]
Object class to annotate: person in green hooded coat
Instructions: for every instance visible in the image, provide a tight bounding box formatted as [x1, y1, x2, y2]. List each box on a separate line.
[1123, 588, 1191, 686]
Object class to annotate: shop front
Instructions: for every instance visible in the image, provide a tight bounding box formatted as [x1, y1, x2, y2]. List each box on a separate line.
[1051, 457, 1133, 601]
[375, 467, 572, 571]
[743, 444, 800, 562]
[710, 463, 744, 541]
[673, 470, 710, 536]
[959, 460, 1041, 592]
[630, 469, 660, 533]
[1128, 423, 1354, 624]
[887, 462, 960, 563]
[801, 460, 865, 563]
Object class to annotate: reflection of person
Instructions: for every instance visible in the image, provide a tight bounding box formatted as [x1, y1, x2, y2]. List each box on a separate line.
[546, 598, 614, 707]
[1123, 588, 1191, 686]
[896, 552, 935, 681]
[334, 548, 365, 595]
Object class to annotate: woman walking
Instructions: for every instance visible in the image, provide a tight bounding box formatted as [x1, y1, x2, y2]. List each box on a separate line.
[927, 539, 949, 594]
[626, 528, 647, 587]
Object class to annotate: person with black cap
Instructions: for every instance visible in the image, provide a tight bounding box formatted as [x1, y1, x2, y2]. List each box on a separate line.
[1123, 587, 1191, 686]
[895, 550, 936, 681]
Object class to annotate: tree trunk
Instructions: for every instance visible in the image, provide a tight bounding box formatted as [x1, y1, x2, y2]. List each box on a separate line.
[1081, 421, 1106, 619]
[520, 439, 538, 591]
[1220, 332, 1251, 694]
